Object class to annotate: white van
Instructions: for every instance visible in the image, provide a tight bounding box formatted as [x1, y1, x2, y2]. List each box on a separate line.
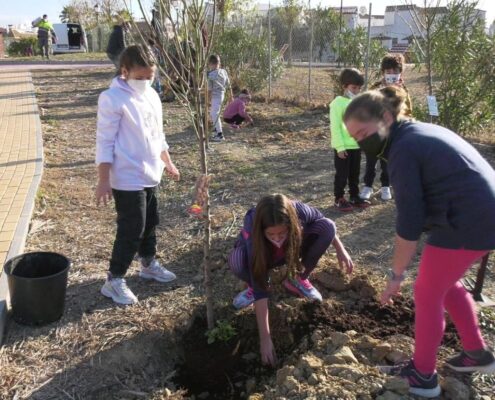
[52, 23, 88, 54]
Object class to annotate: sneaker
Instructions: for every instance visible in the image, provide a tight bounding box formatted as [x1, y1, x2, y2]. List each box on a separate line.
[360, 186, 373, 200]
[230, 123, 241, 129]
[380, 360, 441, 398]
[445, 350, 495, 373]
[334, 197, 353, 212]
[381, 186, 392, 201]
[233, 287, 255, 309]
[350, 197, 371, 208]
[283, 276, 323, 302]
[101, 277, 138, 305]
[211, 134, 225, 142]
[139, 259, 177, 283]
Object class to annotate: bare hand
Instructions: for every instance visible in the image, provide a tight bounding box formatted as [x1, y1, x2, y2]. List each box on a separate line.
[380, 279, 402, 305]
[337, 151, 348, 159]
[260, 336, 277, 367]
[165, 163, 180, 181]
[96, 180, 112, 206]
[336, 246, 354, 274]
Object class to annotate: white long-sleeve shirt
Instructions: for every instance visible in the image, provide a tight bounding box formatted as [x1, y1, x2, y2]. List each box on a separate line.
[95, 77, 169, 190]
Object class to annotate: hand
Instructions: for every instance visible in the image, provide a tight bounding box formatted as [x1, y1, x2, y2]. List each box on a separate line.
[96, 180, 112, 206]
[337, 151, 348, 159]
[336, 246, 354, 274]
[260, 335, 277, 367]
[165, 162, 180, 181]
[380, 279, 402, 305]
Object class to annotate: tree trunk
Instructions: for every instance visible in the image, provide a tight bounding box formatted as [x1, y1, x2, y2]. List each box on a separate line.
[288, 26, 293, 67]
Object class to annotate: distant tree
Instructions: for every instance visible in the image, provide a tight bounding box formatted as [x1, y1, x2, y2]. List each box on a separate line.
[59, 5, 79, 23]
[311, 6, 339, 62]
[277, 0, 302, 66]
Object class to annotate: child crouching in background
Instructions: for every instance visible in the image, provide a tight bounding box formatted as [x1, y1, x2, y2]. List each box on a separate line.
[223, 89, 254, 129]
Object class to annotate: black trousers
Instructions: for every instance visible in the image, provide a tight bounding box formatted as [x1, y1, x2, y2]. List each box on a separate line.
[109, 187, 159, 277]
[224, 114, 245, 125]
[364, 153, 389, 187]
[334, 149, 361, 199]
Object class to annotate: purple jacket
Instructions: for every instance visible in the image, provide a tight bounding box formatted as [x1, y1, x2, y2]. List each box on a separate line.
[235, 201, 335, 300]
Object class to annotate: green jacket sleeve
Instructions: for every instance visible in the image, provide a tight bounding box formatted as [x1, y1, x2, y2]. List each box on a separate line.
[330, 99, 346, 152]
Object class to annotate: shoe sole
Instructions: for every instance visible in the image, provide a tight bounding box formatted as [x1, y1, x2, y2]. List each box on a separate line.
[101, 286, 137, 305]
[445, 360, 495, 373]
[409, 385, 441, 398]
[335, 206, 354, 212]
[139, 271, 177, 283]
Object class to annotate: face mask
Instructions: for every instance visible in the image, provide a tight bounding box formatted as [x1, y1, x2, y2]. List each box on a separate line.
[345, 90, 357, 99]
[358, 132, 387, 159]
[384, 73, 401, 84]
[267, 236, 287, 249]
[127, 79, 151, 94]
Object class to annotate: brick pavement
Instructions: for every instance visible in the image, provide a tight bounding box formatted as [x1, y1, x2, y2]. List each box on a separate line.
[0, 68, 43, 342]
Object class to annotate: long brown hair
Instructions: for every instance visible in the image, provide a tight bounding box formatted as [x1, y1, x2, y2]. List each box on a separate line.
[252, 194, 302, 289]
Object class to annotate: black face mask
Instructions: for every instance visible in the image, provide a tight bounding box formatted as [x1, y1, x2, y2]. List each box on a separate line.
[358, 132, 387, 159]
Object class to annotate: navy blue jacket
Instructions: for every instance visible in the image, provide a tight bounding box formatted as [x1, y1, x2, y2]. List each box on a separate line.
[387, 120, 495, 250]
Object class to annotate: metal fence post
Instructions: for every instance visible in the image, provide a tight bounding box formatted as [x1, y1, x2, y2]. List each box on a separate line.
[268, 2, 272, 100]
[364, 3, 372, 90]
[308, 0, 313, 101]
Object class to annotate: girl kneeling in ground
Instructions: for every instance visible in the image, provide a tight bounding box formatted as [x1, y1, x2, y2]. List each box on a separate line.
[228, 194, 353, 365]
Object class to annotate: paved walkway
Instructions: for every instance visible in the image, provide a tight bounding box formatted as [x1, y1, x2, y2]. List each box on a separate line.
[0, 68, 43, 342]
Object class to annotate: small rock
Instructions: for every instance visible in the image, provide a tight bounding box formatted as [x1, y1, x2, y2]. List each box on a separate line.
[356, 335, 382, 350]
[385, 350, 409, 364]
[274, 133, 285, 140]
[283, 376, 299, 391]
[325, 346, 358, 364]
[163, 388, 172, 397]
[276, 365, 295, 386]
[245, 378, 256, 393]
[329, 331, 351, 348]
[192, 273, 203, 283]
[372, 343, 392, 362]
[308, 373, 319, 385]
[441, 376, 470, 400]
[327, 364, 365, 382]
[384, 376, 410, 395]
[242, 352, 257, 361]
[376, 391, 404, 400]
[292, 367, 303, 378]
[248, 394, 264, 400]
[298, 353, 324, 372]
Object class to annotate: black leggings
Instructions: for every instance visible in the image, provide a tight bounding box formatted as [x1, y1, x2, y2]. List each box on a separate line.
[224, 114, 245, 125]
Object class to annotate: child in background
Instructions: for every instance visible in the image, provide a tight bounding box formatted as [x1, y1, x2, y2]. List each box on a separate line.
[361, 54, 413, 201]
[223, 89, 254, 129]
[228, 194, 353, 366]
[330, 68, 369, 211]
[208, 54, 232, 142]
[95, 45, 180, 306]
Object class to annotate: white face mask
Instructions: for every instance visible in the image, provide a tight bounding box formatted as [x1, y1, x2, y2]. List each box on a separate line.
[127, 79, 151, 94]
[345, 89, 357, 99]
[384, 73, 401, 84]
[267, 236, 287, 249]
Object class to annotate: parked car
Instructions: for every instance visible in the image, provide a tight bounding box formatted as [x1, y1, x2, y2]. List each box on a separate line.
[52, 23, 87, 54]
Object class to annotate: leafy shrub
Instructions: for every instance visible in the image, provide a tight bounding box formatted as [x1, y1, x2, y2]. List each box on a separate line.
[213, 27, 284, 93]
[205, 319, 237, 344]
[8, 38, 38, 56]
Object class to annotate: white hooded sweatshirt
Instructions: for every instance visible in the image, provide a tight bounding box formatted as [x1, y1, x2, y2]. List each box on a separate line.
[95, 77, 169, 191]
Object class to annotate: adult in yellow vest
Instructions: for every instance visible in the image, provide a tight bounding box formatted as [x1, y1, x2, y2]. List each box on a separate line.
[34, 15, 57, 60]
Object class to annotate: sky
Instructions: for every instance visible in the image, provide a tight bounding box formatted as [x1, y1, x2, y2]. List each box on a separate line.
[0, 0, 493, 29]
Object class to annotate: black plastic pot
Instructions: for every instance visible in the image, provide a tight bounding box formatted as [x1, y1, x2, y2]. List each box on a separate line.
[4, 252, 71, 325]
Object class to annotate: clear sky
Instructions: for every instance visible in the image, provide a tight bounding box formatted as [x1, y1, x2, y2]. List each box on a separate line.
[1, 0, 493, 28]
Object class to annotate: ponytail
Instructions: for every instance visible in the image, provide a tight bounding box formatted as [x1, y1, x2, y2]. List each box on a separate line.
[343, 86, 408, 123]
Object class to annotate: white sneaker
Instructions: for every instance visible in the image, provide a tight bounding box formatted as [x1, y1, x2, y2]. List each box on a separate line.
[101, 277, 138, 305]
[139, 259, 177, 283]
[359, 186, 373, 200]
[381, 186, 392, 201]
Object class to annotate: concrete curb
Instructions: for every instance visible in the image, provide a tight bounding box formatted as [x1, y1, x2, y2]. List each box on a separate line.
[0, 71, 44, 344]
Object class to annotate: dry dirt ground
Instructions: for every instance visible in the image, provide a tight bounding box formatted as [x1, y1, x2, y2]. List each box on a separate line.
[0, 67, 494, 400]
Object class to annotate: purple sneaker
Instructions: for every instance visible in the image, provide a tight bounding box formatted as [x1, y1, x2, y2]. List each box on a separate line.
[380, 360, 441, 398]
[233, 287, 254, 309]
[283, 276, 322, 302]
[445, 350, 495, 373]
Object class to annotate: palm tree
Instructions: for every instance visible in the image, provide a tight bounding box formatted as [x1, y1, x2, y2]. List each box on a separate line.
[59, 5, 78, 23]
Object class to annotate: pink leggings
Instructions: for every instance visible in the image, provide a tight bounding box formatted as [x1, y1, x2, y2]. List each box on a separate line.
[413, 245, 488, 374]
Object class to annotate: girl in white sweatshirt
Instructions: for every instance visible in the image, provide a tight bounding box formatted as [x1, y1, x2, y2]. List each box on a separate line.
[95, 45, 180, 305]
